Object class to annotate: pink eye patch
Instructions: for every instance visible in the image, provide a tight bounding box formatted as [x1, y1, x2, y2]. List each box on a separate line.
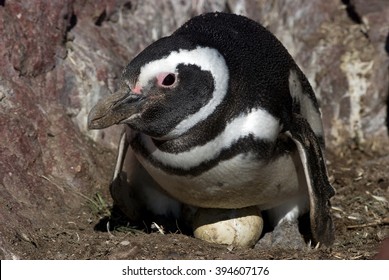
[156, 72, 177, 87]
[132, 83, 142, 94]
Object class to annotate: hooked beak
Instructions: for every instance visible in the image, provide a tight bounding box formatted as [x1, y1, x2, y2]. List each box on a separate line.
[87, 89, 143, 130]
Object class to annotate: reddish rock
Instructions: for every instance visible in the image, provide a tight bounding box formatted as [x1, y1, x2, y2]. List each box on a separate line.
[375, 238, 389, 260]
[0, 0, 116, 259]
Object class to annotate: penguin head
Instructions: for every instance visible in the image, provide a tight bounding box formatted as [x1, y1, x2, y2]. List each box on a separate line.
[88, 12, 297, 139]
[88, 35, 229, 139]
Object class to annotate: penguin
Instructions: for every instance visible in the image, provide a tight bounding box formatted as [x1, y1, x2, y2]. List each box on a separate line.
[88, 12, 335, 247]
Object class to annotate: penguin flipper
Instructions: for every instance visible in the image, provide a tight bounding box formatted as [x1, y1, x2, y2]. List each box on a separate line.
[110, 127, 182, 221]
[109, 128, 144, 221]
[112, 128, 130, 181]
[286, 113, 335, 246]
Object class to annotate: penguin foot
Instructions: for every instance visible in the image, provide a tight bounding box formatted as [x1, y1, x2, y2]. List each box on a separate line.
[255, 219, 308, 250]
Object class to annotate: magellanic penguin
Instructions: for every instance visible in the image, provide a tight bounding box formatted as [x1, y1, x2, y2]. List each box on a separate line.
[88, 12, 335, 247]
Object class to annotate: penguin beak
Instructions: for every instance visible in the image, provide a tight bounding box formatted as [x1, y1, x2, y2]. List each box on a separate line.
[88, 89, 143, 130]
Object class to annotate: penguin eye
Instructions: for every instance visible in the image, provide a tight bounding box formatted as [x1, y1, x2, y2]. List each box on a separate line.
[156, 72, 177, 88]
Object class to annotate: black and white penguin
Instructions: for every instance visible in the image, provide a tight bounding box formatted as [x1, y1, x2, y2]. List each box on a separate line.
[88, 12, 335, 246]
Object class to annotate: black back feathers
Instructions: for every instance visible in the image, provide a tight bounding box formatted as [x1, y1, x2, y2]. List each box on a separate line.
[173, 12, 298, 122]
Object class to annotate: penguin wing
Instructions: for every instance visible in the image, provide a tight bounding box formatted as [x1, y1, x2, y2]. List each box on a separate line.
[109, 128, 143, 220]
[109, 127, 156, 220]
[112, 128, 130, 181]
[286, 113, 335, 246]
[110, 127, 183, 219]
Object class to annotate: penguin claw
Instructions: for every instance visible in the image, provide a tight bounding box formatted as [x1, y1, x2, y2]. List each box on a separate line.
[255, 220, 308, 251]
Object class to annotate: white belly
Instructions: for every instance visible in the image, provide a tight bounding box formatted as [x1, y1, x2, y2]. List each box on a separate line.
[135, 150, 307, 209]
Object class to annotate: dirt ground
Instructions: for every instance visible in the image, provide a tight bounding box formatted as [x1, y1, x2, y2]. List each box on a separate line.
[7, 139, 389, 260]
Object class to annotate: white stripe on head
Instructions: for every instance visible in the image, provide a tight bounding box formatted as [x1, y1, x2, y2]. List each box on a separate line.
[138, 47, 229, 138]
[141, 107, 280, 170]
[288, 70, 324, 137]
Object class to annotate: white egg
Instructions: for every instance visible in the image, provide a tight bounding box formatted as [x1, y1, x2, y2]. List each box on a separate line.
[193, 206, 263, 248]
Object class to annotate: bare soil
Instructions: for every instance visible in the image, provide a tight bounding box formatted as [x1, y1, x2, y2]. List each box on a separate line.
[7, 141, 389, 260]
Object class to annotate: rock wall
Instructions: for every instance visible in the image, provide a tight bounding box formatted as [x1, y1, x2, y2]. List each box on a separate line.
[0, 0, 388, 258]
